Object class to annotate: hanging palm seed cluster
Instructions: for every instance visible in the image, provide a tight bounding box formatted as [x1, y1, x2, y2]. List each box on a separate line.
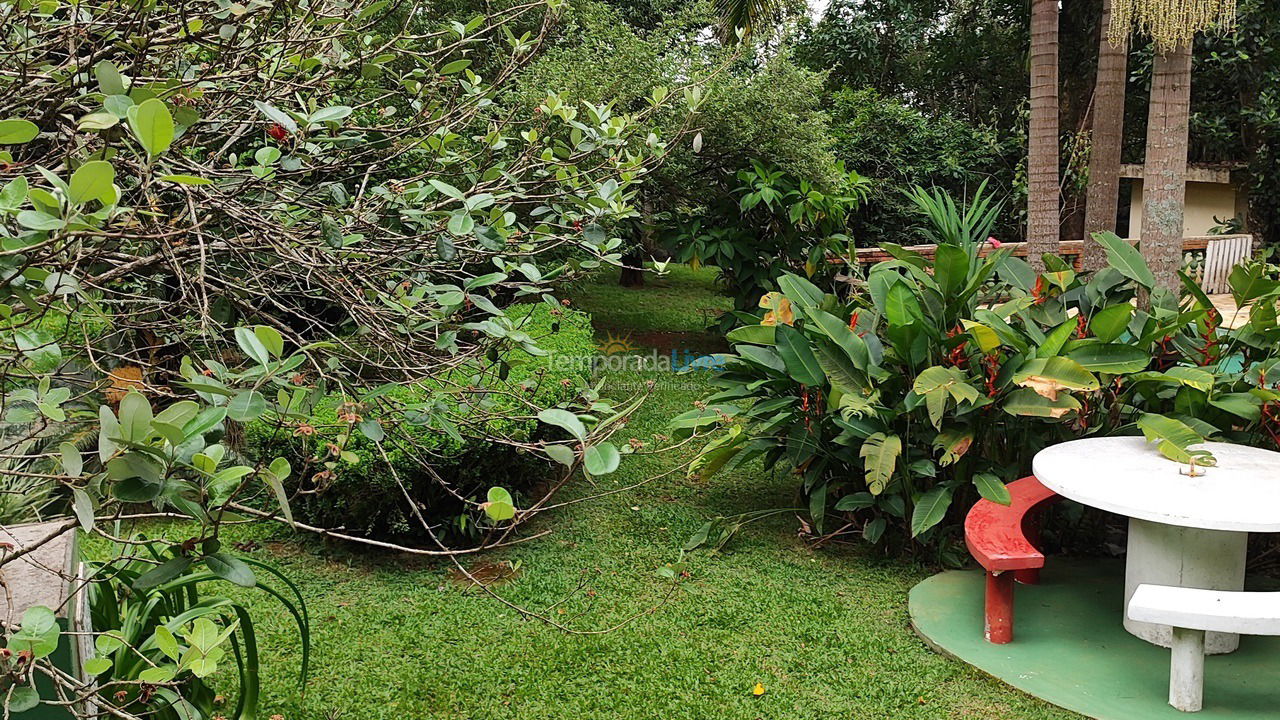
[1108, 0, 1237, 51]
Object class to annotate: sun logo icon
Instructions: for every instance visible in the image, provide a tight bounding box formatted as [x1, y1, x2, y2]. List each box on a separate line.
[597, 331, 636, 356]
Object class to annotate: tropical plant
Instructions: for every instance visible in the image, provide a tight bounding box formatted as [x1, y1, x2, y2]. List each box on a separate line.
[668, 160, 870, 325]
[677, 188, 1280, 555]
[710, 0, 800, 43]
[77, 537, 309, 720]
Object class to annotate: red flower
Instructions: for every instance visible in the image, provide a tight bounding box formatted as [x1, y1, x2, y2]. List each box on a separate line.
[267, 124, 287, 141]
[987, 236, 1003, 248]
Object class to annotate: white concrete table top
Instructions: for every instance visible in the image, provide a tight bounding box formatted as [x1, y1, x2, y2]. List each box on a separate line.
[1033, 436, 1280, 533]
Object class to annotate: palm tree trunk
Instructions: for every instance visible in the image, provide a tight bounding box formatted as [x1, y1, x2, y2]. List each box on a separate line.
[1082, 0, 1128, 271]
[1026, 0, 1060, 269]
[1140, 44, 1192, 297]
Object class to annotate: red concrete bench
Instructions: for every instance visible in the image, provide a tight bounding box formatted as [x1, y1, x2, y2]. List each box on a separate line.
[964, 475, 1061, 644]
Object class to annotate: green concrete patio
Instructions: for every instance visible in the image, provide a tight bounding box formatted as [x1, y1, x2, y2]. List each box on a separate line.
[910, 559, 1280, 719]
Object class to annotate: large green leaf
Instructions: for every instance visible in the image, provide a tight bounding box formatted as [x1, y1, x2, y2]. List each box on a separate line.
[912, 366, 979, 428]
[910, 485, 953, 537]
[537, 408, 586, 441]
[933, 243, 970, 297]
[128, 98, 174, 157]
[226, 390, 266, 421]
[736, 345, 786, 374]
[1035, 318, 1077, 358]
[1128, 366, 1215, 391]
[1092, 231, 1156, 288]
[884, 281, 924, 327]
[774, 324, 825, 386]
[1137, 413, 1216, 467]
[1066, 343, 1150, 374]
[726, 324, 775, 345]
[1001, 387, 1082, 418]
[807, 310, 869, 370]
[68, 160, 116, 205]
[583, 442, 621, 475]
[204, 552, 257, 587]
[1209, 393, 1262, 421]
[973, 473, 1011, 506]
[860, 432, 901, 495]
[1088, 304, 1134, 343]
[777, 273, 824, 310]
[1012, 357, 1099, 398]
[1228, 262, 1277, 307]
[94, 60, 127, 95]
[961, 319, 1001, 353]
[813, 338, 866, 393]
[0, 118, 39, 144]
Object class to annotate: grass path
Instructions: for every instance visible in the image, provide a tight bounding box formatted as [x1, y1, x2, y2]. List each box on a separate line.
[191, 266, 1080, 719]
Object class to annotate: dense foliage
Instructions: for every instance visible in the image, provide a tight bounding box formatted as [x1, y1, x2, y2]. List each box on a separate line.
[668, 160, 870, 325]
[680, 189, 1280, 556]
[0, 0, 698, 714]
[245, 303, 596, 544]
[827, 89, 1015, 243]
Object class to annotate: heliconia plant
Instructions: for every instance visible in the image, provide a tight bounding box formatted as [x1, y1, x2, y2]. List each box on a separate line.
[675, 185, 1280, 555]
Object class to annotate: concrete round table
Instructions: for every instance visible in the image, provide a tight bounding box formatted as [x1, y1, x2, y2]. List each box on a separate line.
[1033, 436, 1280, 655]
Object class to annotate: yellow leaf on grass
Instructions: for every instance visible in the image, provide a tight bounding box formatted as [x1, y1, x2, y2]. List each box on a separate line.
[752, 683, 766, 696]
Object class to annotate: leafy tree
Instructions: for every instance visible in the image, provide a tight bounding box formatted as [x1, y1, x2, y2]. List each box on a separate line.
[826, 88, 1015, 243]
[0, 0, 700, 713]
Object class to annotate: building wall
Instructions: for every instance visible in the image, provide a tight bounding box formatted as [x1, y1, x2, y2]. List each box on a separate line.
[1128, 180, 1241, 237]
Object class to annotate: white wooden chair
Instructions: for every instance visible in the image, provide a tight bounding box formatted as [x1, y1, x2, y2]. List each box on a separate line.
[1200, 235, 1254, 294]
[1128, 584, 1280, 712]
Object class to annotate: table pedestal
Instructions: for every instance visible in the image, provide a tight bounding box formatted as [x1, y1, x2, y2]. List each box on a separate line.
[1123, 518, 1248, 654]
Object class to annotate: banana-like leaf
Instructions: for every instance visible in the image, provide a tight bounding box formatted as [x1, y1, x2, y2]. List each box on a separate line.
[860, 432, 901, 495]
[1137, 413, 1217, 467]
[911, 485, 953, 536]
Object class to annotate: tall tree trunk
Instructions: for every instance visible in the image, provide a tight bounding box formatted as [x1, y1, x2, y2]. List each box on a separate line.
[1082, 0, 1128, 270]
[1026, 0, 1061, 270]
[1140, 44, 1192, 298]
[619, 196, 656, 287]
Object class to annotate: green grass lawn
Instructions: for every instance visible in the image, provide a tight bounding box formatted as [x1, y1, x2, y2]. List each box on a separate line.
[565, 263, 733, 334]
[125, 265, 1080, 719]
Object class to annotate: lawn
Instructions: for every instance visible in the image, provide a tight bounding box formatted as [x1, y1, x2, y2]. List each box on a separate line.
[125, 266, 1079, 720]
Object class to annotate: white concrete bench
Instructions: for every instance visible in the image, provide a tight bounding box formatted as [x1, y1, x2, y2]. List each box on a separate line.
[1128, 584, 1280, 712]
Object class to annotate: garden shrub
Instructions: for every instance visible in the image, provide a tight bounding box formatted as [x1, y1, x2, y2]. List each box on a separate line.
[244, 303, 597, 545]
[826, 88, 1014, 244]
[678, 186, 1280, 558]
[667, 160, 870, 327]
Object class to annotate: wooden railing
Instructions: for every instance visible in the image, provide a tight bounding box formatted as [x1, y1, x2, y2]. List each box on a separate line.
[846, 234, 1256, 272]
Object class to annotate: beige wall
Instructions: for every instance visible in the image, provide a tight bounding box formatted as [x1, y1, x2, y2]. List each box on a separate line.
[1128, 180, 1241, 237]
